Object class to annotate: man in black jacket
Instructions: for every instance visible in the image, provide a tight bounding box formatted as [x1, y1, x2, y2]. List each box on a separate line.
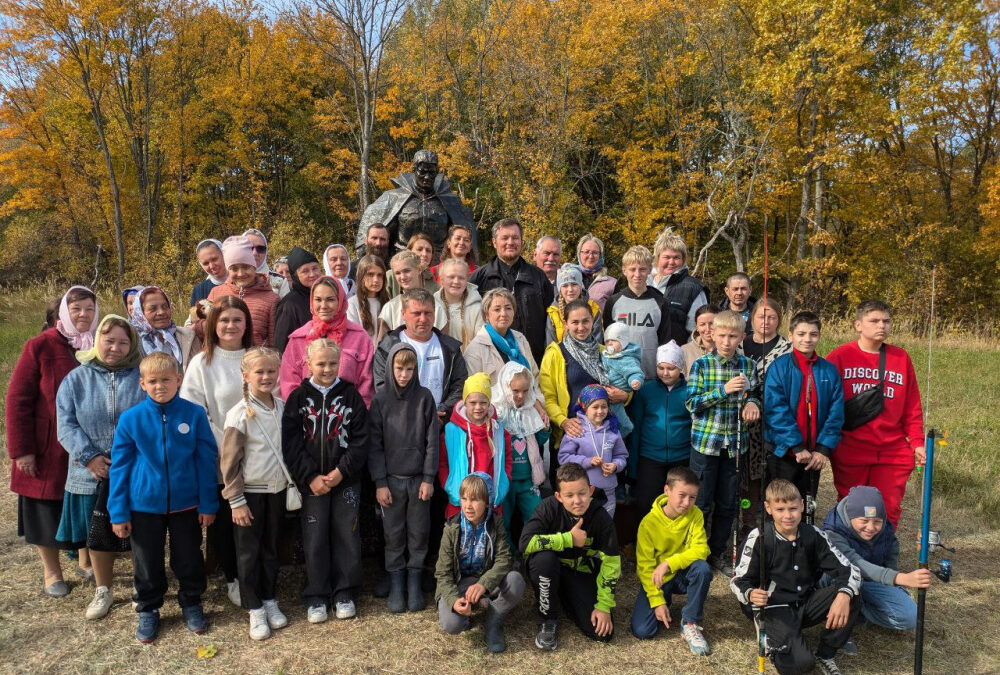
[470, 219, 554, 363]
[373, 288, 467, 422]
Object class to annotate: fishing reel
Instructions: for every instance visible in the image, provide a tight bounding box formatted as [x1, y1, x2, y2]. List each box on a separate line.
[918, 529, 955, 583]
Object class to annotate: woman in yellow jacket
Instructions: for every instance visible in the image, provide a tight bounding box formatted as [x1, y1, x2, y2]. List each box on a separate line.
[540, 299, 630, 455]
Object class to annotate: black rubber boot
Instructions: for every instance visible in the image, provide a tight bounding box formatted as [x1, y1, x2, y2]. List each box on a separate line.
[483, 605, 507, 653]
[387, 571, 406, 613]
[407, 569, 426, 611]
[373, 567, 391, 598]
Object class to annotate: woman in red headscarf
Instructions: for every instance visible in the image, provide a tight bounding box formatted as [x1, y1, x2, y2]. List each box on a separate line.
[279, 276, 374, 405]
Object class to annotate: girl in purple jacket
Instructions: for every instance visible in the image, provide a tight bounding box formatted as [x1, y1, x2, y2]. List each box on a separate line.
[556, 385, 628, 516]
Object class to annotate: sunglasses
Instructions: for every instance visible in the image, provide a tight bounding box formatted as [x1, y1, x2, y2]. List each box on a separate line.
[251, 245, 267, 254]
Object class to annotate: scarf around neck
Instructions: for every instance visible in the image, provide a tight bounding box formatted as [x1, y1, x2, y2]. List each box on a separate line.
[485, 323, 528, 368]
[306, 277, 350, 343]
[561, 331, 609, 386]
[458, 471, 495, 577]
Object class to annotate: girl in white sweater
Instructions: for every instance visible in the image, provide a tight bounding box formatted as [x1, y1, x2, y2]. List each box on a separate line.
[180, 295, 253, 606]
[221, 347, 292, 640]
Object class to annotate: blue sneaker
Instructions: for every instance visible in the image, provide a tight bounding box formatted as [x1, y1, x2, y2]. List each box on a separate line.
[136, 610, 159, 643]
[182, 604, 207, 634]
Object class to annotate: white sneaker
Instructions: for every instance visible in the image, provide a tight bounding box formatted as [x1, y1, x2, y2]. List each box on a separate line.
[307, 605, 328, 624]
[681, 622, 712, 656]
[131, 583, 138, 610]
[262, 599, 288, 629]
[335, 600, 356, 619]
[249, 608, 271, 641]
[85, 586, 113, 620]
[226, 580, 241, 607]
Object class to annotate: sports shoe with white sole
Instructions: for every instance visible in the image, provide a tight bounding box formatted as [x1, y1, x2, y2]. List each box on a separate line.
[682, 622, 712, 656]
[535, 620, 558, 651]
[262, 599, 288, 629]
[335, 600, 357, 619]
[86, 586, 113, 620]
[307, 605, 328, 624]
[249, 608, 271, 641]
[226, 580, 242, 607]
[815, 655, 843, 675]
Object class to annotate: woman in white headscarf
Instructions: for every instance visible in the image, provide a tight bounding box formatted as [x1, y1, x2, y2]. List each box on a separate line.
[323, 244, 357, 299]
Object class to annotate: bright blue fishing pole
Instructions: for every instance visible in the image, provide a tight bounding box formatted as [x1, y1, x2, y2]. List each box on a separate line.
[914, 429, 935, 675]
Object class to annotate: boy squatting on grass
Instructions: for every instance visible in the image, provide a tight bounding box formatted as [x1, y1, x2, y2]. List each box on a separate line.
[731, 479, 862, 675]
[631, 466, 713, 657]
[821, 485, 931, 642]
[520, 462, 621, 650]
[434, 472, 525, 653]
[108, 352, 219, 644]
[685, 309, 761, 576]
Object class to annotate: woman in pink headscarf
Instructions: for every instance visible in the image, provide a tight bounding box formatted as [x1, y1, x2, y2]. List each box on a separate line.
[6, 285, 98, 597]
[279, 276, 375, 405]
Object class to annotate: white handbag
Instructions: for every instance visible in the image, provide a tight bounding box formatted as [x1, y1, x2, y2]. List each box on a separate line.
[252, 412, 302, 512]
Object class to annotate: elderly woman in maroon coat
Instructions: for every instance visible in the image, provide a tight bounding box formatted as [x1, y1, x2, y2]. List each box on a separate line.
[6, 285, 98, 597]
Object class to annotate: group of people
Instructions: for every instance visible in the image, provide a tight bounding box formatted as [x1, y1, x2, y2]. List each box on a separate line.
[6, 220, 930, 674]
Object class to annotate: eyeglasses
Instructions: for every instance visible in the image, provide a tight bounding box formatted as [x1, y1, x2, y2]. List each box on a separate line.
[251, 245, 267, 254]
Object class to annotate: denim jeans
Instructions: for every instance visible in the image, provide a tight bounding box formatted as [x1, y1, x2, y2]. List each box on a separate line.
[631, 559, 713, 638]
[819, 574, 917, 631]
[689, 450, 739, 558]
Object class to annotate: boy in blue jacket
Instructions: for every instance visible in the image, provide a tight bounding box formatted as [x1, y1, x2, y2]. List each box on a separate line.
[629, 341, 692, 515]
[109, 352, 219, 643]
[764, 311, 844, 520]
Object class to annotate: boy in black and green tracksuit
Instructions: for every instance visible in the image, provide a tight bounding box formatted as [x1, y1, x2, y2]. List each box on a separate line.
[520, 463, 621, 648]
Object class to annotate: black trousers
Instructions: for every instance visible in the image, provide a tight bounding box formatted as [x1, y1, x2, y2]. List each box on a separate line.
[526, 550, 613, 642]
[633, 456, 690, 516]
[301, 481, 361, 607]
[234, 491, 286, 610]
[752, 585, 860, 675]
[131, 509, 206, 612]
[207, 485, 238, 582]
[765, 454, 817, 505]
[382, 476, 431, 572]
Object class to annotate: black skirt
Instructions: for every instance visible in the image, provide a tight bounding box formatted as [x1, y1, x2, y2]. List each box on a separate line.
[18, 495, 74, 549]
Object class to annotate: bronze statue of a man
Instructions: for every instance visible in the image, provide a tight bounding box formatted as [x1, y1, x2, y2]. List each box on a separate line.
[355, 150, 476, 262]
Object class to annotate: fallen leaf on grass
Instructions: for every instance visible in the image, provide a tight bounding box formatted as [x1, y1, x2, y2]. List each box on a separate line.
[196, 645, 217, 659]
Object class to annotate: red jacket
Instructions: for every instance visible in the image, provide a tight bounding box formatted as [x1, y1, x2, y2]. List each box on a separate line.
[5, 329, 79, 499]
[208, 274, 278, 347]
[826, 341, 923, 459]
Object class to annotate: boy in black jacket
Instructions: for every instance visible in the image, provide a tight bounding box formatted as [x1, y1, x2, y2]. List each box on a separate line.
[731, 479, 861, 675]
[369, 343, 440, 613]
[520, 463, 622, 650]
[282, 339, 369, 624]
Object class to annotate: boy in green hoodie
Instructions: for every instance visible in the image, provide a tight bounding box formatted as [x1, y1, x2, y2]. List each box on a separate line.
[631, 466, 713, 656]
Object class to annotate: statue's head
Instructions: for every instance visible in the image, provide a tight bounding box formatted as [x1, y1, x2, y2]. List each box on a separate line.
[412, 150, 439, 194]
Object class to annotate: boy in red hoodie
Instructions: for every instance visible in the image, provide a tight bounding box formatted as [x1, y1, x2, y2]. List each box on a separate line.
[826, 300, 924, 526]
[440, 373, 512, 519]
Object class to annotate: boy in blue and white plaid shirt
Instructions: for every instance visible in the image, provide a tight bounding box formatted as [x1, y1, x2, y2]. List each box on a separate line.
[685, 310, 761, 576]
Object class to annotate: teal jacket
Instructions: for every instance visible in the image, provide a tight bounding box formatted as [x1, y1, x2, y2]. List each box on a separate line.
[628, 377, 691, 476]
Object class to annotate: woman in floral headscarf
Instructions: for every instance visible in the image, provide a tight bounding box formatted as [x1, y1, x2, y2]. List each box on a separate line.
[130, 286, 200, 370]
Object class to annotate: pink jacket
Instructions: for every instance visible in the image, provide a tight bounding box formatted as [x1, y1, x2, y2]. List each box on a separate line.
[279, 320, 375, 406]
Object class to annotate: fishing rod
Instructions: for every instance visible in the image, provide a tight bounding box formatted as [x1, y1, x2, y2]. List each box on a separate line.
[752, 216, 771, 674]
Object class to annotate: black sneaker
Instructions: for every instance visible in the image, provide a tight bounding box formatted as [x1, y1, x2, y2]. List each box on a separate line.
[183, 604, 207, 634]
[842, 637, 859, 656]
[708, 555, 734, 577]
[535, 620, 558, 651]
[815, 655, 843, 675]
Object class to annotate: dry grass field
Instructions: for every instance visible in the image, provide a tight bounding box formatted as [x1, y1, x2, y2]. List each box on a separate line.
[1, 284, 997, 674]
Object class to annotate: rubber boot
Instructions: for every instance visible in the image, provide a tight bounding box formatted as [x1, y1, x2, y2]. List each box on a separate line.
[407, 568, 426, 611]
[373, 567, 391, 598]
[483, 605, 507, 653]
[387, 571, 406, 613]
